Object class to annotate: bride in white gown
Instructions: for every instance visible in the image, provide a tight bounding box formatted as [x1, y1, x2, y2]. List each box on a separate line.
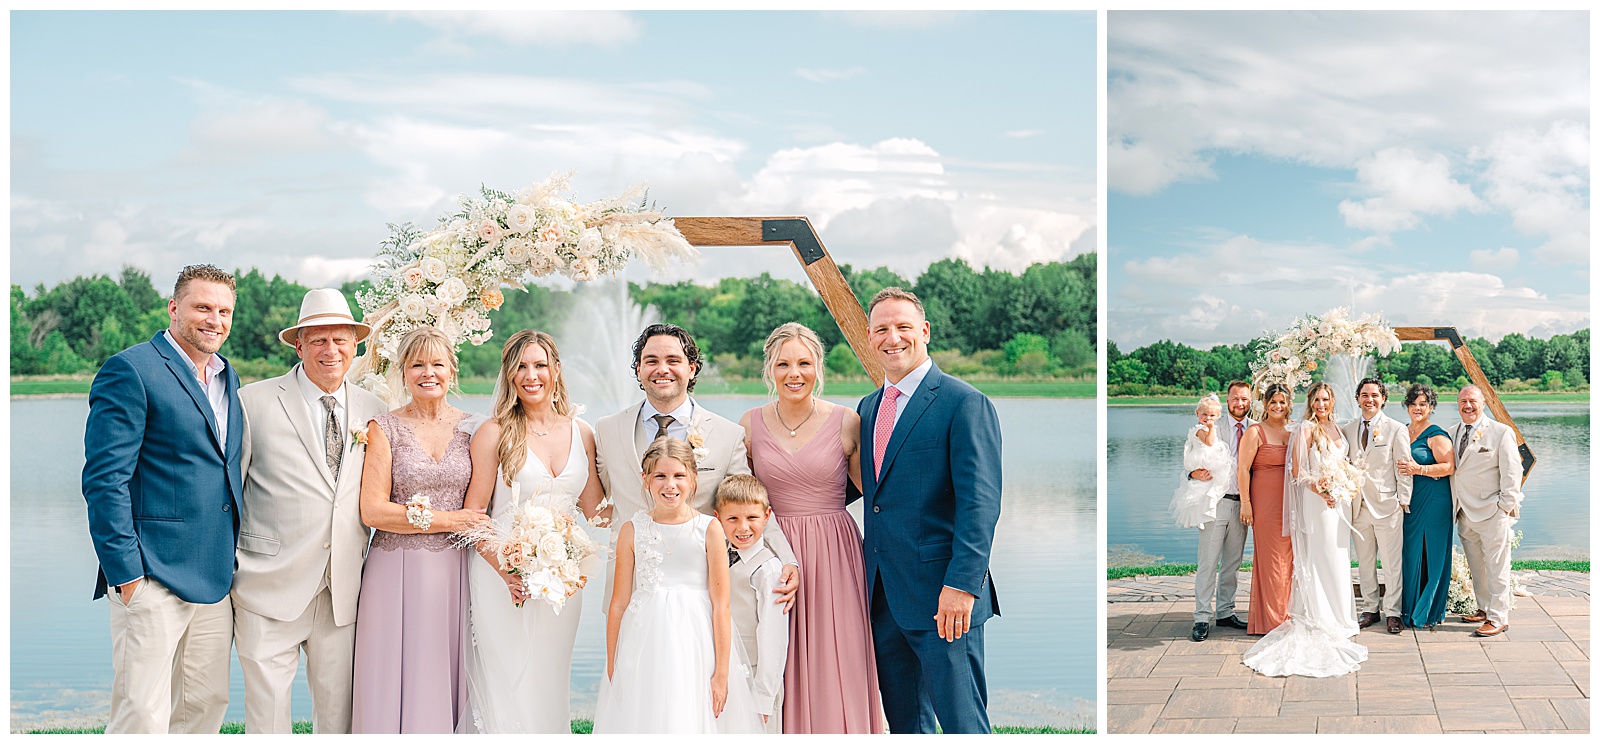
[460, 331, 609, 733]
[1243, 382, 1368, 678]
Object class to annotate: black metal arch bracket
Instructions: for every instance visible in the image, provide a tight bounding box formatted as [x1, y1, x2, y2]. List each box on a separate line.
[762, 219, 826, 265]
[1518, 443, 1535, 477]
[1434, 327, 1465, 348]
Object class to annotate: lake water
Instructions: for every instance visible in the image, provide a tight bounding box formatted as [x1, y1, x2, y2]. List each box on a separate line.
[1107, 402, 1590, 565]
[10, 395, 1095, 729]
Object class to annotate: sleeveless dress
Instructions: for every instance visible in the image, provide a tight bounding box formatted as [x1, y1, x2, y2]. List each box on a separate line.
[751, 406, 884, 734]
[461, 420, 591, 733]
[1246, 439, 1292, 635]
[1242, 436, 1367, 677]
[1402, 424, 1453, 628]
[593, 512, 763, 734]
[351, 412, 474, 733]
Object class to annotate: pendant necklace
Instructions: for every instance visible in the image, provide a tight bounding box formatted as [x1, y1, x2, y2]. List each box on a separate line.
[774, 400, 816, 438]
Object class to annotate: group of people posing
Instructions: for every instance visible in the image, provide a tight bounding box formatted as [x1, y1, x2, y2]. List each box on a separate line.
[1172, 378, 1525, 677]
[82, 264, 1004, 734]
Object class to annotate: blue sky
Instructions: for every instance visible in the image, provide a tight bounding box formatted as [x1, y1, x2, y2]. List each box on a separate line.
[10, 10, 1096, 292]
[1108, 11, 1590, 348]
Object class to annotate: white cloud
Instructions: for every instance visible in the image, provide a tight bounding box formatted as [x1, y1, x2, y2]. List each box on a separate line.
[185, 99, 339, 163]
[796, 67, 866, 84]
[1112, 232, 1588, 348]
[1005, 129, 1045, 139]
[292, 72, 709, 120]
[826, 11, 972, 28]
[1469, 247, 1520, 273]
[1109, 11, 1587, 194]
[734, 138, 953, 228]
[1472, 121, 1590, 264]
[382, 10, 640, 47]
[1337, 148, 1481, 233]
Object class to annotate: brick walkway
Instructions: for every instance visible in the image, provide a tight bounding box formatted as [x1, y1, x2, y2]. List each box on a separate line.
[1107, 570, 1590, 733]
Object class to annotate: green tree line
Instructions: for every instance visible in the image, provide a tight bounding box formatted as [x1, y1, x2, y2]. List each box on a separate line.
[1108, 328, 1591, 397]
[11, 254, 1095, 382]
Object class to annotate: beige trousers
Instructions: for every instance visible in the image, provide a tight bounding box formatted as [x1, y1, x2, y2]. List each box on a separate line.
[234, 585, 355, 734]
[1353, 507, 1404, 617]
[106, 577, 233, 734]
[1457, 510, 1515, 626]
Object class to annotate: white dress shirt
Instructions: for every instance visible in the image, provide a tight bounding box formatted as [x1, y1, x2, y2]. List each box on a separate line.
[295, 365, 347, 455]
[162, 330, 229, 451]
[638, 397, 695, 442]
[885, 357, 935, 421]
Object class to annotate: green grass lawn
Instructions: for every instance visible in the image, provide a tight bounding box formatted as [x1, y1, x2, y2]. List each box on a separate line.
[1108, 559, 1590, 580]
[31, 720, 1089, 734]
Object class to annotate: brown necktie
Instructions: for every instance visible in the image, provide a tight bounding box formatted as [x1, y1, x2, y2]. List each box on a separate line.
[1361, 420, 1370, 449]
[1457, 424, 1472, 459]
[321, 395, 342, 479]
[652, 414, 676, 441]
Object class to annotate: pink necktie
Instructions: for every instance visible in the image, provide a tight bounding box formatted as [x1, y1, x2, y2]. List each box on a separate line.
[873, 386, 902, 479]
[1234, 422, 1243, 450]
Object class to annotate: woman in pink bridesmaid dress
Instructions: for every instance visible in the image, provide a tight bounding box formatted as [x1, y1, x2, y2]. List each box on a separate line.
[741, 323, 884, 734]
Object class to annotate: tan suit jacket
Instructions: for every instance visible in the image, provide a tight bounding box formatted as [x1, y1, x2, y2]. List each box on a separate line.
[1342, 411, 1414, 518]
[1448, 416, 1524, 522]
[231, 366, 389, 625]
[594, 399, 795, 605]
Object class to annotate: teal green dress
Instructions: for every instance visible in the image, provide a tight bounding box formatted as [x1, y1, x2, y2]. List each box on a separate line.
[1401, 424, 1453, 627]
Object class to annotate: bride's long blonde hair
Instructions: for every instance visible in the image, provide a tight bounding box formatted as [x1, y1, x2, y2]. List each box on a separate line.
[492, 330, 574, 485]
[1300, 381, 1337, 452]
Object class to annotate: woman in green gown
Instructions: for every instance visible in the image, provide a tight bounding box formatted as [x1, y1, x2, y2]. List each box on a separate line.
[1396, 384, 1456, 628]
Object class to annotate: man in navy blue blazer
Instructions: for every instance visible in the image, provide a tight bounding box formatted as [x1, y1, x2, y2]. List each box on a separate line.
[82, 264, 244, 733]
[856, 287, 1002, 734]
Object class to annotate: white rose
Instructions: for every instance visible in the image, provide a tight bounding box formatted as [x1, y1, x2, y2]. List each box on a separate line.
[476, 220, 504, 246]
[420, 257, 448, 283]
[402, 267, 425, 290]
[436, 276, 469, 306]
[556, 559, 581, 583]
[400, 294, 429, 321]
[537, 223, 566, 245]
[505, 238, 534, 267]
[504, 205, 536, 234]
[575, 227, 603, 258]
[537, 532, 567, 561]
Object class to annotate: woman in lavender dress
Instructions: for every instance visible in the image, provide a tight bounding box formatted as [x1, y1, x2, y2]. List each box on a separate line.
[352, 327, 491, 733]
[741, 323, 883, 734]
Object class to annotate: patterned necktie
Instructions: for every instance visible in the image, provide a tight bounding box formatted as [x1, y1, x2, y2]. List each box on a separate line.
[1457, 424, 1472, 459]
[1361, 419, 1370, 449]
[652, 414, 676, 441]
[727, 543, 741, 567]
[321, 395, 342, 479]
[1234, 421, 1243, 451]
[873, 386, 902, 479]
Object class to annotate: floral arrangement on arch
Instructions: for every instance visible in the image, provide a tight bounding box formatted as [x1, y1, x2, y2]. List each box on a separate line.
[348, 171, 697, 401]
[1249, 307, 1401, 396]
[1447, 530, 1522, 615]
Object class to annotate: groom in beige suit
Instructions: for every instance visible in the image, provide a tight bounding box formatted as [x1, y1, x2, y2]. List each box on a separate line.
[231, 289, 387, 733]
[1343, 377, 1412, 634]
[1450, 385, 1524, 637]
[593, 323, 798, 610]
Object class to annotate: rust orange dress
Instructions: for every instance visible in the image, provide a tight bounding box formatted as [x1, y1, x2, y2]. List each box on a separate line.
[1246, 440, 1293, 635]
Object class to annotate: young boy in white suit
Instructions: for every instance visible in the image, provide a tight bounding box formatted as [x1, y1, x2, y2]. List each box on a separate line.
[715, 475, 790, 733]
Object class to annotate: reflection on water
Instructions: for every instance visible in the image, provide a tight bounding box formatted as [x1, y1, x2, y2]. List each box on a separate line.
[11, 395, 1094, 728]
[1108, 402, 1590, 565]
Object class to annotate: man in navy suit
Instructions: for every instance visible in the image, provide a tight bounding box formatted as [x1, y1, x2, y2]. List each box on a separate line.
[82, 264, 244, 733]
[856, 287, 1002, 734]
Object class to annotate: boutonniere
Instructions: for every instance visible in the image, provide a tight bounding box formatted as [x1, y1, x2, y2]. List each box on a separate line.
[1471, 428, 1484, 444]
[349, 428, 369, 452]
[686, 425, 709, 462]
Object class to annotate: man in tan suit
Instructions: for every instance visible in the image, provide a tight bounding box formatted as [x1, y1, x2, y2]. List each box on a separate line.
[1449, 385, 1524, 637]
[593, 323, 798, 609]
[231, 289, 387, 733]
[1343, 377, 1413, 634]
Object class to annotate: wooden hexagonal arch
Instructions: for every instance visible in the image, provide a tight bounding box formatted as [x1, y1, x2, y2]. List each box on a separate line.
[1395, 326, 1535, 484]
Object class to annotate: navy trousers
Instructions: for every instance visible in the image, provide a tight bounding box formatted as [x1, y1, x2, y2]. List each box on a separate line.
[870, 576, 990, 734]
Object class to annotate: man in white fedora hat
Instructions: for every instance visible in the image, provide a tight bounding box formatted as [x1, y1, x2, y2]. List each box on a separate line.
[230, 288, 388, 733]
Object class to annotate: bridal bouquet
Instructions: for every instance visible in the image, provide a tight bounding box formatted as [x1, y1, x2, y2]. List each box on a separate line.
[349, 171, 698, 402]
[1314, 456, 1364, 506]
[455, 488, 604, 612]
[1250, 307, 1401, 394]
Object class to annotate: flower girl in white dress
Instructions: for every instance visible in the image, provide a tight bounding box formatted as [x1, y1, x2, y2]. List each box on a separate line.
[593, 437, 761, 734]
[1170, 394, 1233, 529]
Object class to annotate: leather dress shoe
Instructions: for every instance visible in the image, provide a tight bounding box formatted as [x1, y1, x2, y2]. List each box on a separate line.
[1473, 621, 1510, 637]
[1460, 609, 1487, 623]
[1387, 617, 1403, 634]
[1215, 615, 1249, 630]
[1358, 612, 1381, 628]
[1191, 622, 1210, 642]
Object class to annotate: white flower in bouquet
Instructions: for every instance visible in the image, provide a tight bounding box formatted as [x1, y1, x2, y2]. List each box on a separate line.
[556, 559, 582, 584]
[524, 568, 566, 608]
[574, 227, 603, 258]
[522, 503, 557, 532]
[537, 532, 567, 561]
[504, 204, 536, 234]
[419, 256, 449, 283]
[402, 267, 425, 291]
[400, 293, 430, 321]
[435, 276, 469, 306]
[503, 237, 533, 267]
[476, 219, 504, 246]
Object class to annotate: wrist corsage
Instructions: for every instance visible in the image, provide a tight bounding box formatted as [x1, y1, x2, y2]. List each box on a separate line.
[406, 493, 433, 531]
